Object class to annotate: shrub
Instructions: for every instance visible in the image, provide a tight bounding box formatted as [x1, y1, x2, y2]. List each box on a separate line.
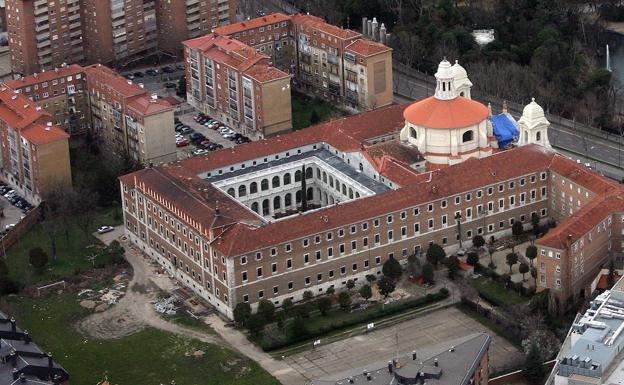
[247, 314, 267, 336]
[382, 256, 403, 281]
[472, 235, 485, 248]
[29, 247, 49, 270]
[359, 284, 372, 301]
[289, 316, 308, 338]
[346, 280, 355, 291]
[325, 287, 335, 296]
[426, 243, 446, 268]
[378, 276, 396, 297]
[466, 252, 479, 266]
[447, 255, 460, 280]
[303, 290, 314, 302]
[338, 292, 352, 311]
[0, 276, 19, 295]
[282, 298, 294, 316]
[422, 263, 434, 284]
[257, 300, 276, 322]
[439, 287, 449, 296]
[233, 302, 251, 326]
[316, 297, 332, 316]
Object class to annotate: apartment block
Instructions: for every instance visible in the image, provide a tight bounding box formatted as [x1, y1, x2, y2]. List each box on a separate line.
[6, 0, 83, 76]
[0, 86, 71, 202]
[157, 0, 236, 55]
[6, 0, 237, 76]
[85, 64, 176, 165]
[5, 64, 90, 135]
[213, 13, 394, 111]
[183, 33, 292, 138]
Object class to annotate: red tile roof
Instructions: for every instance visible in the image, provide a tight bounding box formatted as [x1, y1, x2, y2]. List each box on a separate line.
[549, 155, 619, 194]
[84, 64, 146, 98]
[291, 14, 361, 40]
[0, 86, 49, 130]
[362, 142, 423, 186]
[404, 96, 489, 129]
[4, 64, 84, 89]
[127, 95, 172, 117]
[243, 63, 290, 83]
[212, 145, 558, 256]
[213, 13, 291, 36]
[597, 273, 621, 290]
[21, 122, 69, 145]
[346, 39, 392, 57]
[537, 192, 624, 249]
[184, 34, 267, 72]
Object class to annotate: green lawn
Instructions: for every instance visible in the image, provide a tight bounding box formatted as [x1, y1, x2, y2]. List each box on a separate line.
[470, 276, 528, 306]
[6, 207, 123, 286]
[3, 295, 278, 385]
[291, 92, 346, 130]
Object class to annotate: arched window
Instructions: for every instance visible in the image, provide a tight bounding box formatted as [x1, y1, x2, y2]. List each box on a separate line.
[261, 179, 269, 191]
[409, 127, 417, 139]
[329, 196, 335, 204]
[283, 173, 291, 185]
[316, 168, 321, 179]
[238, 185, 247, 197]
[329, 176, 334, 187]
[307, 187, 314, 200]
[262, 199, 270, 215]
[285, 193, 292, 207]
[227, 188, 235, 197]
[251, 202, 259, 213]
[536, 131, 541, 142]
[348, 188, 354, 199]
[272, 176, 280, 188]
[273, 196, 281, 210]
[462, 130, 474, 143]
[323, 172, 327, 183]
[355, 192, 360, 198]
[305, 167, 313, 179]
[295, 170, 302, 182]
[335, 181, 340, 192]
[460, 91, 464, 97]
[523, 131, 528, 142]
[296, 190, 302, 203]
[359, 163, 363, 172]
[250, 182, 258, 194]
[342, 185, 347, 195]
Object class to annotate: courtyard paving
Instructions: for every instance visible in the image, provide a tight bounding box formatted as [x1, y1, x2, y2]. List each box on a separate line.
[284, 306, 523, 381]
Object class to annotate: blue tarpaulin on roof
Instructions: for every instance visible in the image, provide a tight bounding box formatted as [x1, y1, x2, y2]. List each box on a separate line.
[490, 114, 519, 148]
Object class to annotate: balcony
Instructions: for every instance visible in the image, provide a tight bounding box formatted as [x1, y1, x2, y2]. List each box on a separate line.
[328, 54, 339, 65]
[328, 82, 341, 96]
[346, 90, 358, 103]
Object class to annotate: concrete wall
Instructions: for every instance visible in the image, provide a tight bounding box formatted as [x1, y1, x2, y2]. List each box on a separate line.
[141, 109, 177, 165]
[261, 77, 292, 137]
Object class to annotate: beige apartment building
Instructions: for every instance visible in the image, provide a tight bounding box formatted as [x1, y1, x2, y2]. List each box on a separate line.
[85, 64, 176, 165]
[213, 13, 394, 111]
[6, 0, 237, 75]
[0, 86, 71, 202]
[183, 33, 292, 138]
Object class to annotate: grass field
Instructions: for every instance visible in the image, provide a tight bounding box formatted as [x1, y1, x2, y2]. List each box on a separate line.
[5, 207, 123, 287]
[470, 276, 528, 306]
[3, 294, 279, 385]
[291, 92, 346, 130]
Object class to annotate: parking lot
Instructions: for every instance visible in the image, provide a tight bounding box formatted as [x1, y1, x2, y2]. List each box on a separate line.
[284, 306, 523, 381]
[174, 112, 251, 160]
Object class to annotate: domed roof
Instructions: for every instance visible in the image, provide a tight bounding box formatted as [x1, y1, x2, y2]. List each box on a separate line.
[521, 98, 544, 121]
[452, 60, 468, 80]
[403, 96, 489, 129]
[435, 59, 454, 80]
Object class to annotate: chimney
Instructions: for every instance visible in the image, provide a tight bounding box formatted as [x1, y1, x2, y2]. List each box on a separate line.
[366, 372, 372, 381]
[10, 317, 16, 332]
[139, 83, 144, 88]
[348, 377, 354, 384]
[380, 23, 387, 44]
[367, 19, 373, 38]
[502, 100, 508, 114]
[33, 73, 38, 78]
[127, 80, 132, 85]
[362, 17, 368, 36]
[12, 368, 18, 380]
[19, 373, 26, 383]
[388, 360, 393, 373]
[449, 346, 455, 352]
[54, 68, 59, 73]
[53, 374, 61, 385]
[23, 330, 30, 344]
[372, 18, 379, 41]
[412, 351, 417, 360]
[434, 358, 438, 367]
[36, 106, 42, 111]
[10, 351, 17, 367]
[47, 352, 53, 367]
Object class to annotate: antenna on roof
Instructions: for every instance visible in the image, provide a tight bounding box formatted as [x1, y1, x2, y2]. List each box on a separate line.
[215, 200, 220, 217]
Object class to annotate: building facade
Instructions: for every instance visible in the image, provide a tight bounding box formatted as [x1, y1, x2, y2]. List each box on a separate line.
[6, 0, 83, 76]
[6, 0, 237, 76]
[0, 86, 71, 202]
[183, 33, 292, 138]
[5, 64, 89, 135]
[213, 13, 394, 111]
[85, 64, 176, 165]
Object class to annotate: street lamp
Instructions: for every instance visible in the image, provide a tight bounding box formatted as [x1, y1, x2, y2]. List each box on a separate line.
[455, 212, 462, 249]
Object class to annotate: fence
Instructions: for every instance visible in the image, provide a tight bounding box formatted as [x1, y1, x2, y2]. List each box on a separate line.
[0, 206, 38, 256]
[488, 361, 556, 385]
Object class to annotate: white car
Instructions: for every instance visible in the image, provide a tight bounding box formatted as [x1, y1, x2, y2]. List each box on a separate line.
[97, 225, 115, 234]
[193, 149, 209, 156]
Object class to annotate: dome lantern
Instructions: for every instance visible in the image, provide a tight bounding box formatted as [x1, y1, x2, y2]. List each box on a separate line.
[434, 59, 457, 101]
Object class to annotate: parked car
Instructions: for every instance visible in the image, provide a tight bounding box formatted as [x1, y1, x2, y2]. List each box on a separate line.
[176, 139, 190, 147]
[97, 225, 115, 234]
[179, 126, 194, 134]
[145, 69, 158, 76]
[164, 82, 176, 89]
[133, 72, 144, 78]
[192, 149, 209, 156]
[199, 139, 211, 147]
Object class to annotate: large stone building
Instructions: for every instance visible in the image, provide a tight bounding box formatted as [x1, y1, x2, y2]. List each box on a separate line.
[212, 12, 394, 111]
[0, 85, 71, 202]
[5, 0, 236, 76]
[183, 33, 292, 138]
[119, 59, 620, 319]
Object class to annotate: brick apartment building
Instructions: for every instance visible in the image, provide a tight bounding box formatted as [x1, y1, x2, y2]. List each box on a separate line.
[85, 64, 176, 165]
[183, 33, 292, 138]
[0, 85, 71, 203]
[5, 64, 90, 135]
[213, 13, 394, 111]
[6, 0, 236, 76]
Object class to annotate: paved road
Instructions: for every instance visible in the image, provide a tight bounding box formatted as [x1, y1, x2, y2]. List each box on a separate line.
[283, 306, 523, 382]
[393, 70, 624, 180]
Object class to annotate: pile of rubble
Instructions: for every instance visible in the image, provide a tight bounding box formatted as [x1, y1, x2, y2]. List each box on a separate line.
[78, 279, 127, 312]
[153, 295, 178, 315]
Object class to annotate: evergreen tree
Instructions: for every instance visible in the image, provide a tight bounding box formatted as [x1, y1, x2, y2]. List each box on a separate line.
[233, 303, 252, 326]
[382, 256, 403, 281]
[523, 342, 545, 384]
